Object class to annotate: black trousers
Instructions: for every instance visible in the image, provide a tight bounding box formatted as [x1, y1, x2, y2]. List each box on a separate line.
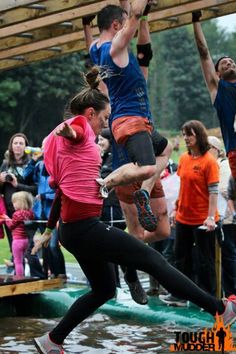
[222, 224, 236, 296]
[50, 217, 223, 344]
[175, 221, 216, 296]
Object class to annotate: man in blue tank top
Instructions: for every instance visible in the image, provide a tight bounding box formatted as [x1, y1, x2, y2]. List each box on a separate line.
[192, 10, 236, 181]
[89, 1, 172, 233]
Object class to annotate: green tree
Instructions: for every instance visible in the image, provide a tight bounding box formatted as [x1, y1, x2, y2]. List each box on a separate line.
[0, 52, 85, 157]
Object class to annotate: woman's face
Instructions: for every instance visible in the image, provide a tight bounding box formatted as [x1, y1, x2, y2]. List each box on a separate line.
[182, 130, 197, 149]
[98, 135, 110, 153]
[90, 103, 111, 136]
[12, 136, 26, 157]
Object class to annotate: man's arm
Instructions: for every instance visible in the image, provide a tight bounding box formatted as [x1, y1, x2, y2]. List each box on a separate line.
[111, 0, 148, 58]
[192, 11, 219, 103]
[136, 1, 155, 80]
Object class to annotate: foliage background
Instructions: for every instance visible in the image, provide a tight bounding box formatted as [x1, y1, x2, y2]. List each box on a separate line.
[0, 19, 235, 159]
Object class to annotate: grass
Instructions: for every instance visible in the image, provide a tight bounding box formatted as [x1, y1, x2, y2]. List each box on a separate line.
[0, 235, 77, 264]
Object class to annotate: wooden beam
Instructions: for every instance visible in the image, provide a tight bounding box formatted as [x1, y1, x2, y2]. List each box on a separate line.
[0, 0, 116, 38]
[149, 2, 236, 32]
[0, 39, 87, 70]
[149, 0, 236, 20]
[0, 0, 235, 60]
[0, 278, 63, 298]
[0, 0, 98, 28]
[0, 19, 82, 51]
[0, 0, 235, 70]
[0, 27, 99, 59]
[0, 0, 44, 12]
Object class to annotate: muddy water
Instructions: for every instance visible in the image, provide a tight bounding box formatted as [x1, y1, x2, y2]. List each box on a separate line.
[0, 313, 235, 353]
[0, 314, 194, 353]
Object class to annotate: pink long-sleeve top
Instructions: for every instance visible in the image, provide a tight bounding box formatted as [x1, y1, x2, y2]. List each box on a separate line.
[5, 209, 34, 239]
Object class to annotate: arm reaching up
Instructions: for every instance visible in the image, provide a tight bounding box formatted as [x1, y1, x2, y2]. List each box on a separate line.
[192, 10, 219, 103]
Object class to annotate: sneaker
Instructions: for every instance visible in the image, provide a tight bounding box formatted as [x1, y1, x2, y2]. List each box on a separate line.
[222, 295, 236, 327]
[159, 293, 188, 307]
[124, 275, 148, 305]
[146, 287, 159, 296]
[34, 333, 64, 354]
[133, 189, 157, 232]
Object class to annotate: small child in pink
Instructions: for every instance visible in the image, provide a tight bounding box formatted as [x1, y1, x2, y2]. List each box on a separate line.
[4, 191, 34, 276]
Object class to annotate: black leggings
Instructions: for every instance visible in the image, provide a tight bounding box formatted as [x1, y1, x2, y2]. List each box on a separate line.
[50, 217, 224, 344]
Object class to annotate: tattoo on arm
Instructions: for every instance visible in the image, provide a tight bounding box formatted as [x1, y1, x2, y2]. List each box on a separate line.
[196, 38, 209, 60]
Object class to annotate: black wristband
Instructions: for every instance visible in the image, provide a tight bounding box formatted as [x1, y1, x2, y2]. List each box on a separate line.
[143, 4, 151, 16]
[192, 10, 202, 23]
[82, 15, 96, 26]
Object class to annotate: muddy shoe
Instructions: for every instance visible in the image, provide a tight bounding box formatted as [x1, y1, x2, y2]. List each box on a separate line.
[222, 295, 236, 327]
[159, 293, 188, 307]
[124, 274, 148, 305]
[133, 189, 157, 231]
[34, 333, 64, 354]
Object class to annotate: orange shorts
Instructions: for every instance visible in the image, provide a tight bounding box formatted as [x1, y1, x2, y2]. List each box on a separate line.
[111, 116, 152, 145]
[228, 150, 236, 179]
[115, 179, 165, 204]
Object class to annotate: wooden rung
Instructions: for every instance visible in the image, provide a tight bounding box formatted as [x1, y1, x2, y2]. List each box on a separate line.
[0, 278, 63, 298]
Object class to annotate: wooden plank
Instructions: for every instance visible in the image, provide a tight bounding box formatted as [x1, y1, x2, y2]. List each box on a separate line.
[0, 19, 82, 51]
[0, 1, 200, 50]
[149, 2, 236, 32]
[148, 0, 236, 21]
[0, 0, 98, 28]
[0, 0, 234, 60]
[0, 0, 44, 12]
[0, 26, 99, 59]
[0, 278, 63, 298]
[0, 39, 87, 70]
[0, 1, 235, 70]
[0, 0, 116, 38]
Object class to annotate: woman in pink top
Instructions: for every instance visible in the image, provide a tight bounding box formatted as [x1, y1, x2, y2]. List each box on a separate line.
[4, 191, 34, 276]
[33, 67, 236, 354]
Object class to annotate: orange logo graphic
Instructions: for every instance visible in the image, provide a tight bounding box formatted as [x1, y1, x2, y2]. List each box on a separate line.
[170, 314, 236, 352]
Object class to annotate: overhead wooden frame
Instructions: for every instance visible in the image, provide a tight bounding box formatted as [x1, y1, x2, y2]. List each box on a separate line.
[0, 0, 235, 71]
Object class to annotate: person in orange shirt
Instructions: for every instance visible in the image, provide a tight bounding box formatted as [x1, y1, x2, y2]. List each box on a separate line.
[160, 120, 220, 306]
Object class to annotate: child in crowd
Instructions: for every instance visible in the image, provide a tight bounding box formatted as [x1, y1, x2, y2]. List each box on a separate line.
[3, 191, 34, 276]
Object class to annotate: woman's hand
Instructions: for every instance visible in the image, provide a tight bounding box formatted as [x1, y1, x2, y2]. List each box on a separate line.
[55, 122, 76, 139]
[0, 172, 17, 187]
[169, 210, 176, 227]
[10, 174, 18, 187]
[31, 229, 52, 255]
[0, 214, 10, 222]
[203, 216, 216, 232]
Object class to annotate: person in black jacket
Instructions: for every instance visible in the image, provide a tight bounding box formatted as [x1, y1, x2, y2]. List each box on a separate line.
[98, 128, 126, 287]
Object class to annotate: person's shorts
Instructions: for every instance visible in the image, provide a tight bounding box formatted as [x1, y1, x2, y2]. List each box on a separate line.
[111, 116, 168, 166]
[228, 149, 236, 179]
[115, 179, 165, 204]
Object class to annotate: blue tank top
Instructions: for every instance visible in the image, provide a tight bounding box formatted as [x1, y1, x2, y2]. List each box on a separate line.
[112, 139, 130, 170]
[90, 41, 152, 123]
[214, 79, 236, 153]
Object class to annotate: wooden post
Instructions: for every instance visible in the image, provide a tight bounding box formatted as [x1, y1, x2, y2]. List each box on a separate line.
[215, 230, 222, 299]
